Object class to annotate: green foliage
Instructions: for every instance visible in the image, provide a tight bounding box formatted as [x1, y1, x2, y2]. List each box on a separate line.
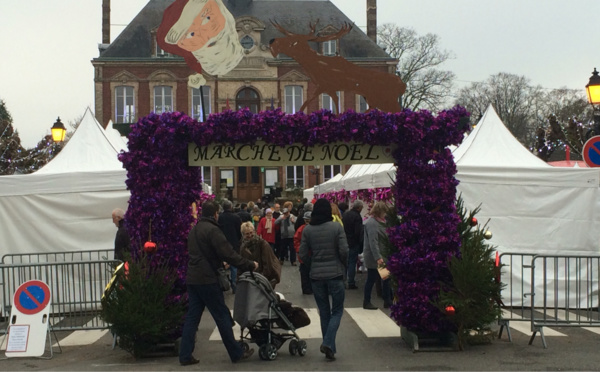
[435, 196, 504, 350]
[100, 254, 186, 358]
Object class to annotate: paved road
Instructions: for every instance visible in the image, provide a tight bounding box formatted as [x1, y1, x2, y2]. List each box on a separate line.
[2, 263, 600, 371]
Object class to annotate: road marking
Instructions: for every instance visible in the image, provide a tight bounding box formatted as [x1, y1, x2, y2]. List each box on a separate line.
[210, 308, 398, 340]
[540, 309, 600, 335]
[501, 310, 567, 337]
[346, 308, 400, 337]
[53, 318, 108, 346]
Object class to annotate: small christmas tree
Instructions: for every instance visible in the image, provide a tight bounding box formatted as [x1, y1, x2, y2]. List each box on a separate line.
[101, 254, 186, 358]
[435, 195, 504, 350]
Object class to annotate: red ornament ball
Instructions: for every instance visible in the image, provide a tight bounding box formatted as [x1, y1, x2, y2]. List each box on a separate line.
[144, 241, 157, 254]
[469, 217, 478, 226]
[445, 305, 455, 315]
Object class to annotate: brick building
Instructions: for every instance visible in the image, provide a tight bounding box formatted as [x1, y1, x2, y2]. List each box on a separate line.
[92, 0, 397, 203]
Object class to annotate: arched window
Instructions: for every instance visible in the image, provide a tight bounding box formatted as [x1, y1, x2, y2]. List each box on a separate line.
[236, 88, 260, 113]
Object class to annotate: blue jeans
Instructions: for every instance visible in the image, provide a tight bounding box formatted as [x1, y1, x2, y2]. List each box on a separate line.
[364, 268, 391, 304]
[311, 278, 345, 354]
[347, 245, 360, 286]
[179, 283, 243, 363]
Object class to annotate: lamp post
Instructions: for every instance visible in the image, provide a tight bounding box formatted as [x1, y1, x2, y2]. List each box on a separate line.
[310, 165, 321, 187]
[585, 68, 600, 139]
[51, 117, 66, 143]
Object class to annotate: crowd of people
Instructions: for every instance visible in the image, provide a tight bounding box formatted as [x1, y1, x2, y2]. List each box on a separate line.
[113, 196, 393, 365]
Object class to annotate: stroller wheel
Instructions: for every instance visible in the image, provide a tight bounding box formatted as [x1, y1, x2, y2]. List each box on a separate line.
[239, 341, 250, 353]
[297, 340, 307, 356]
[288, 339, 298, 355]
[259, 343, 278, 361]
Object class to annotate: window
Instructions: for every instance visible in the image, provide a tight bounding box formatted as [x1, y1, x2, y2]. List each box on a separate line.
[323, 165, 342, 181]
[191, 86, 211, 121]
[322, 92, 341, 114]
[154, 86, 173, 114]
[115, 86, 134, 123]
[155, 40, 171, 57]
[323, 40, 337, 56]
[238, 167, 247, 183]
[250, 166, 260, 184]
[285, 86, 303, 113]
[286, 166, 304, 189]
[201, 166, 212, 186]
[236, 88, 260, 113]
[358, 95, 369, 113]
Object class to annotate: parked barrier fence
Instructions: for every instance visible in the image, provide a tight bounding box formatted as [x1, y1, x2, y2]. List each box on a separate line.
[498, 252, 600, 348]
[0, 255, 119, 334]
[2, 249, 114, 265]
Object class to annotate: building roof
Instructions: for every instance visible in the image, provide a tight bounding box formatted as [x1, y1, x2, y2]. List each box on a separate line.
[97, 0, 393, 61]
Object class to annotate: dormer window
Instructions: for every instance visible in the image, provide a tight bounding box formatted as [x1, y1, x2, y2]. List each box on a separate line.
[155, 40, 171, 57]
[322, 40, 337, 56]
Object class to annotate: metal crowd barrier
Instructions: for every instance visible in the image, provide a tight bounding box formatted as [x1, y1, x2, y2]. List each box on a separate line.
[2, 249, 114, 264]
[529, 255, 600, 348]
[497, 252, 536, 343]
[0, 257, 120, 334]
[498, 252, 600, 348]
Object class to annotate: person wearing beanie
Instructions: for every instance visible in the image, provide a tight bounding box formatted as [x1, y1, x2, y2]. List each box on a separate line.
[299, 198, 348, 361]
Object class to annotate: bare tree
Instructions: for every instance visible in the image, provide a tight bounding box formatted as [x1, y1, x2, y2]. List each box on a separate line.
[455, 73, 544, 148]
[378, 24, 455, 111]
[533, 89, 592, 160]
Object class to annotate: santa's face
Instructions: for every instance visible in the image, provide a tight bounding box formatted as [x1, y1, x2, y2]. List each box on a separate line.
[178, 0, 226, 52]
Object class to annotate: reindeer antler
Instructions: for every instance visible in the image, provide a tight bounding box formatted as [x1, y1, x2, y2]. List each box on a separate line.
[309, 22, 353, 42]
[270, 19, 295, 36]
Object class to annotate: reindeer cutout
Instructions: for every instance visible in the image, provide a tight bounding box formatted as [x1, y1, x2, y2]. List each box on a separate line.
[270, 20, 407, 114]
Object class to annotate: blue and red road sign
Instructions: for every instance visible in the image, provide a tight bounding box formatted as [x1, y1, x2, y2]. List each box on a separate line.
[583, 136, 600, 168]
[13, 280, 51, 315]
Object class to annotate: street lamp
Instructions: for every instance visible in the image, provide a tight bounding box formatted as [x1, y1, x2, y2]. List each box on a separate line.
[51, 117, 66, 142]
[585, 68, 600, 138]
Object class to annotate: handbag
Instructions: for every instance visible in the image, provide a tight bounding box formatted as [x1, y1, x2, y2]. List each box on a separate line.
[378, 265, 390, 280]
[216, 267, 231, 292]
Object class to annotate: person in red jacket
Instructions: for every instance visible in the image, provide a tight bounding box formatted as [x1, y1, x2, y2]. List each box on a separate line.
[293, 211, 313, 295]
[257, 208, 278, 252]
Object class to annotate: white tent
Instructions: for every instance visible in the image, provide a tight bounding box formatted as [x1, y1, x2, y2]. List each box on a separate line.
[321, 105, 600, 256]
[314, 173, 344, 194]
[0, 108, 130, 257]
[455, 105, 600, 256]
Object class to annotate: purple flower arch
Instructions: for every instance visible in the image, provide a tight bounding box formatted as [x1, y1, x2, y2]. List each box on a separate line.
[119, 107, 470, 333]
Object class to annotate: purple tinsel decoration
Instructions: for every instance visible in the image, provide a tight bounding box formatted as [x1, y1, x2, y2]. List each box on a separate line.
[120, 106, 470, 333]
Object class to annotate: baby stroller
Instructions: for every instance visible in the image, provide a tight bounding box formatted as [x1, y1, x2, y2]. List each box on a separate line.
[233, 271, 310, 361]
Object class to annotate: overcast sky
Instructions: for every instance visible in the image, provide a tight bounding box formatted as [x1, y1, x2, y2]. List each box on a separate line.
[1, 0, 598, 148]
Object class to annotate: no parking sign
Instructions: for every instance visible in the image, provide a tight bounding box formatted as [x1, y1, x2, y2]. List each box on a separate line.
[4, 280, 52, 357]
[583, 136, 600, 167]
[14, 280, 51, 315]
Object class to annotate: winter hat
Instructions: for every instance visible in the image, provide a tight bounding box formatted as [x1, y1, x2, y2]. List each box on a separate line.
[310, 198, 333, 225]
[303, 211, 312, 220]
[265, 208, 273, 214]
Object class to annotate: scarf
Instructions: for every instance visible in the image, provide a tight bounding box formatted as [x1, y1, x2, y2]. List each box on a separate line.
[265, 216, 273, 233]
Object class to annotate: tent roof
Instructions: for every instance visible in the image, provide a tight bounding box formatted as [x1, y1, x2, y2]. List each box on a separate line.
[37, 108, 124, 174]
[105, 120, 128, 153]
[315, 173, 344, 194]
[453, 104, 549, 168]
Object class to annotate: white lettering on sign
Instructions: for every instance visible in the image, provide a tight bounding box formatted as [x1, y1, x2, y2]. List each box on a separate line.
[188, 142, 395, 166]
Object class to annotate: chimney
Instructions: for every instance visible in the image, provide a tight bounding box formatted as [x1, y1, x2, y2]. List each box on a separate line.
[366, 0, 377, 43]
[102, 0, 110, 44]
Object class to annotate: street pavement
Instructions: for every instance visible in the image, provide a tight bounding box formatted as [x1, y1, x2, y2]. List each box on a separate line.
[2, 262, 600, 371]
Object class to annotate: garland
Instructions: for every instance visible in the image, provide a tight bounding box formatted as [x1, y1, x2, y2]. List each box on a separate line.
[120, 106, 470, 332]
